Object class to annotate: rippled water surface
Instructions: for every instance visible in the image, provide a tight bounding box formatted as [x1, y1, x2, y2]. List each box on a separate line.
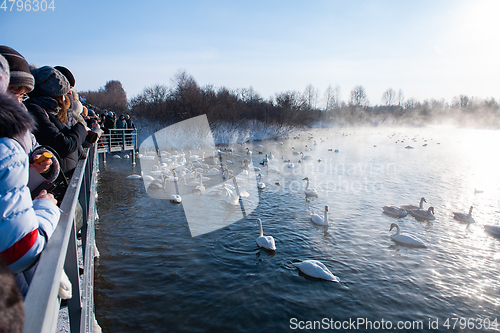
[95, 126, 500, 332]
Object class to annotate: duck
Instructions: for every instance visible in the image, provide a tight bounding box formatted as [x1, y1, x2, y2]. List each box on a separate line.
[389, 223, 427, 248]
[408, 207, 436, 220]
[303, 177, 319, 197]
[453, 206, 475, 223]
[246, 148, 252, 155]
[256, 219, 276, 251]
[311, 205, 328, 225]
[382, 206, 408, 218]
[257, 174, 265, 189]
[401, 197, 426, 211]
[293, 260, 339, 282]
[170, 194, 182, 203]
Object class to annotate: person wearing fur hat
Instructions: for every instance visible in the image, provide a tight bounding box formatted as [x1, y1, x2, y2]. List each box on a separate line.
[25, 66, 89, 178]
[0, 91, 61, 296]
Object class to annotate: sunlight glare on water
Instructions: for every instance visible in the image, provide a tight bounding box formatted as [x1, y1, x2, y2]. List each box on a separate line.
[95, 126, 500, 333]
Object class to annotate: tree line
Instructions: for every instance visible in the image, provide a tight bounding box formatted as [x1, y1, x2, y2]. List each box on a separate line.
[79, 71, 500, 129]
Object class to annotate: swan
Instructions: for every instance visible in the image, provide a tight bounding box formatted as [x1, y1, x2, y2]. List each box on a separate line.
[311, 205, 328, 225]
[303, 177, 319, 197]
[484, 225, 500, 237]
[246, 148, 252, 155]
[170, 194, 182, 203]
[142, 174, 155, 181]
[268, 152, 274, 159]
[191, 174, 205, 195]
[266, 164, 280, 174]
[224, 177, 249, 205]
[256, 219, 276, 251]
[127, 171, 143, 179]
[382, 206, 408, 218]
[257, 174, 265, 189]
[401, 197, 426, 211]
[293, 260, 339, 282]
[408, 207, 436, 220]
[389, 223, 427, 248]
[453, 206, 475, 223]
[300, 152, 312, 160]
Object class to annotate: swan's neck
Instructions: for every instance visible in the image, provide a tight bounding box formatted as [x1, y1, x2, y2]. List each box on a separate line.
[393, 224, 401, 235]
[305, 179, 310, 190]
[324, 209, 328, 224]
[419, 198, 424, 209]
[468, 207, 473, 216]
[258, 220, 263, 237]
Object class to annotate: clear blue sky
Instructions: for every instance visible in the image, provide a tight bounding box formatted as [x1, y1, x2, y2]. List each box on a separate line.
[2, 0, 498, 106]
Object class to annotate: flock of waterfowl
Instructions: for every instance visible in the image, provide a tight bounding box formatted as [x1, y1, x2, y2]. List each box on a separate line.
[383, 196, 500, 247]
[119, 130, 500, 282]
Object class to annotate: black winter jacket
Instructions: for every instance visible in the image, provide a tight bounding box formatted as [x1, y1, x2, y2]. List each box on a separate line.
[24, 99, 87, 177]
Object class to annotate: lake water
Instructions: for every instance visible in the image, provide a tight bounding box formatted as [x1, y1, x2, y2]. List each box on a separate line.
[94, 126, 500, 332]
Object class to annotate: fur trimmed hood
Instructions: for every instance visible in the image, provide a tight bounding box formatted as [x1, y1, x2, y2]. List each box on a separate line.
[0, 92, 35, 139]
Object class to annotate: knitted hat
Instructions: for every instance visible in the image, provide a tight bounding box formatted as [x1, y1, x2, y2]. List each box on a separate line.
[0, 54, 9, 93]
[0, 46, 35, 92]
[54, 66, 75, 87]
[30, 66, 70, 97]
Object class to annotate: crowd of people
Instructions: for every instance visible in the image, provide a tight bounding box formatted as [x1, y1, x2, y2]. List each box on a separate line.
[0, 45, 124, 329]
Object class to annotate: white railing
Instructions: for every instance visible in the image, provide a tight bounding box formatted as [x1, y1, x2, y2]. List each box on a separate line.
[97, 128, 137, 153]
[23, 145, 99, 333]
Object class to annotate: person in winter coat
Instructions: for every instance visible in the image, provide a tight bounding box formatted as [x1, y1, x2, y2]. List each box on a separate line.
[125, 114, 136, 129]
[0, 46, 55, 176]
[116, 114, 128, 129]
[104, 111, 116, 129]
[24, 66, 89, 178]
[0, 91, 61, 296]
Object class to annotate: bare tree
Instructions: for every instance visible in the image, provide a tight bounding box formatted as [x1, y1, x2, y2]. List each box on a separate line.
[324, 85, 341, 111]
[381, 88, 396, 106]
[303, 84, 319, 109]
[349, 85, 369, 107]
[397, 89, 404, 107]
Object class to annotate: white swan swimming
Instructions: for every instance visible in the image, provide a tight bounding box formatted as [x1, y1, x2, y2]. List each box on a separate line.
[484, 225, 500, 237]
[382, 206, 408, 218]
[311, 205, 328, 225]
[408, 207, 435, 220]
[266, 164, 280, 174]
[303, 177, 319, 197]
[256, 218, 276, 251]
[170, 194, 182, 203]
[389, 223, 427, 248]
[293, 260, 339, 282]
[192, 174, 206, 195]
[401, 197, 426, 211]
[300, 152, 312, 160]
[223, 177, 249, 205]
[257, 174, 265, 189]
[453, 206, 475, 223]
[127, 171, 143, 179]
